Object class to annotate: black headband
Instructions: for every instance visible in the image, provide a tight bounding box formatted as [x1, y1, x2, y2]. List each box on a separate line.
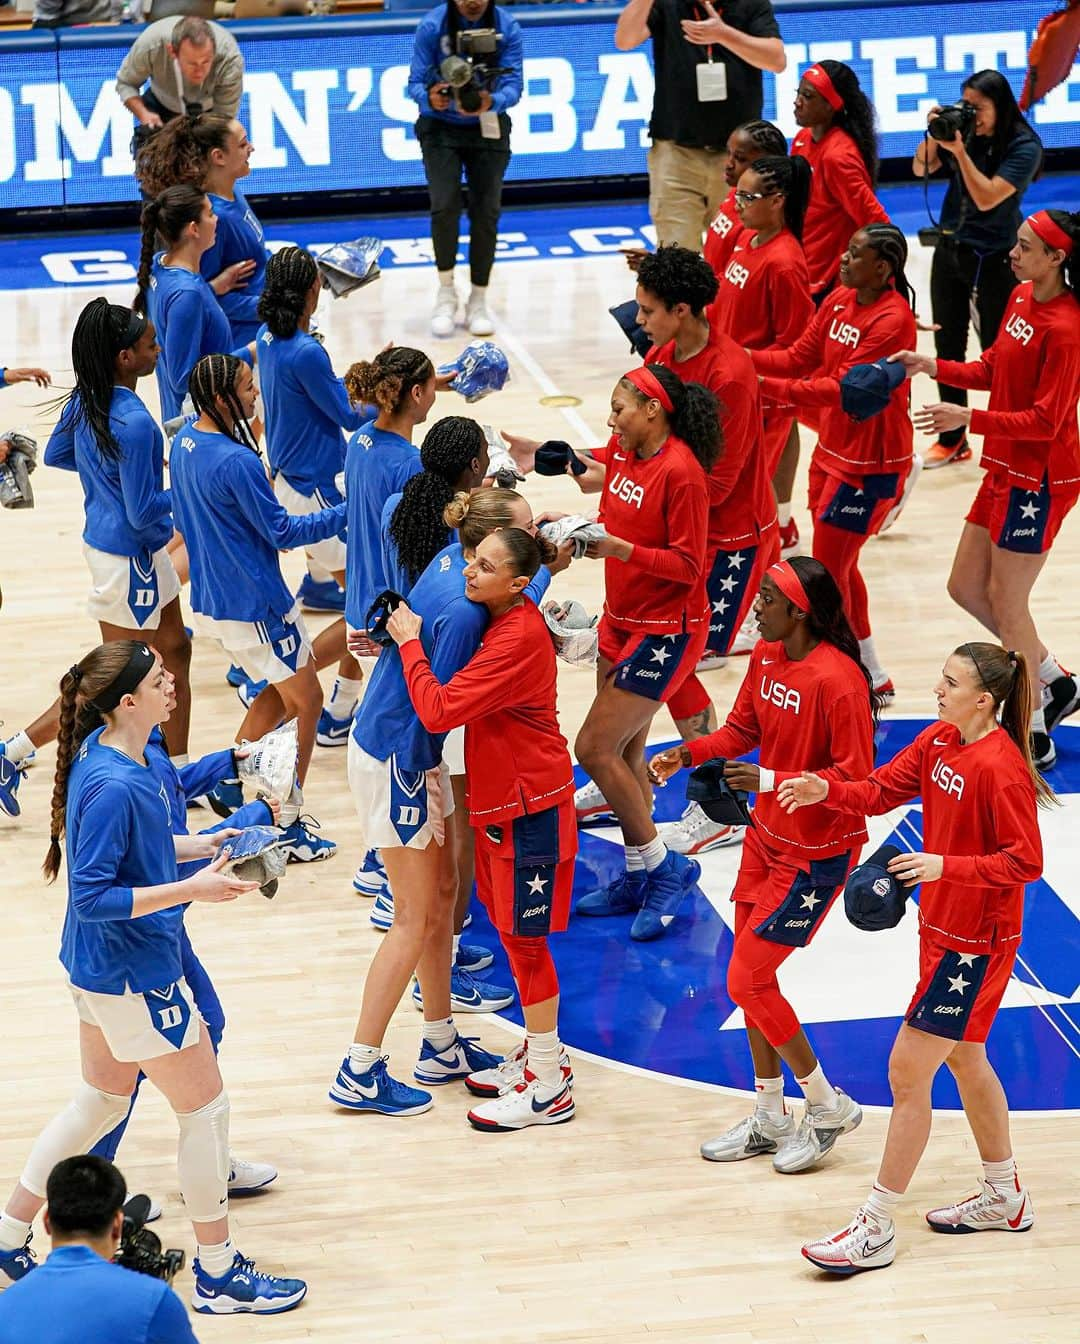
[121, 310, 148, 351]
[90, 643, 156, 713]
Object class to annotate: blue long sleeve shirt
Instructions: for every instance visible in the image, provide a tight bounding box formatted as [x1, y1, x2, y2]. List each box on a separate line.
[407, 4, 523, 125]
[200, 189, 268, 345]
[344, 423, 422, 629]
[44, 388, 172, 556]
[169, 424, 346, 622]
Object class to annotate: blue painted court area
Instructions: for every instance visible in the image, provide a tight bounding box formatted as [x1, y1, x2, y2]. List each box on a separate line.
[466, 715, 1080, 1113]
[3, 176, 1078, 293]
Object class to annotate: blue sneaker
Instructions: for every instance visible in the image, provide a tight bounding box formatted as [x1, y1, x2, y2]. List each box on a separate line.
[630, 851, 701, 941]
[237, 676, 268, 709]
[225, 663, 247, 688]
[0, 752, 25, 819]
[353, 848, 387, 896]
[191, 1251, 307, 1315]
[575, 870, 646, 917]
[207, 777, 243, 818]
[414, 1032, 504, 1085]
[280, 816, 336, 863]
[455, 941, 494, 973]
[328, 1055, 433, 1115]
[316, 706, 353, 747]
[0, 1235, 36, 1285]
[297, 575, 346, 614]
[369, 886, 395, 930]
[412, 966, 515, 1013]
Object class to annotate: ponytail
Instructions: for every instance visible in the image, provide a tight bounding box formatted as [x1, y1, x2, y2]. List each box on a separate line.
[257, 246, 318, 340]
[957, 643, 1057, 805]
[818, 60, 880, 184]
[134, 184, 206, 316]
[135, 113, 233, 199]
[389, 416, 486, 582]
[493, 526, 556, 581]
[790, 556, 884, 723]
[1043, 209, 1080, 295]
[863, 222, 918, 313]
[625, 364, 722, 473]
[344, 346, 435, 416]
[751, 154, 812, 242]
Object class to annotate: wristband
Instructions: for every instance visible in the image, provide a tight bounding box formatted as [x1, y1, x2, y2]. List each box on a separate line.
[757, 768, 775, 793]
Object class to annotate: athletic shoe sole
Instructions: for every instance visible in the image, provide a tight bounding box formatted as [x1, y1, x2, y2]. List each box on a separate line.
[192, 1286, 308, 1315]
[575, 806, 618, 826]
[316, 731, 351, 747]
[327, 1087, 433, 1116]
[285, 846, 337, 864]
[228, 1173, 278, 1196]
[467, 1104, 575, 1132]
[801, 1247, 893, 1275]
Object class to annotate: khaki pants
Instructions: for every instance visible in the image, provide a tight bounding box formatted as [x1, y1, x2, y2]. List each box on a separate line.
[647, 139, 730, 252]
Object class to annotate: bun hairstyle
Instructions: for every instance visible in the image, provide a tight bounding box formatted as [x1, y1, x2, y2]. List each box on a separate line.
[443, 486, 557, 565]
[816, 59, 880, 184]
[1043, 209, 1080, 294]
[344, 346, 435, 415]
[619, 363, 722, 474]
[788, 555, 884, 723]
[135, 113, 233, 199]
[257, 246, 319, 339]
[956, 642, 1057, 804]
[749, 154, 812, 242]
[389, 416, 487, 582]
[134, 183, 206, 316]
[488, 526, 556, 582]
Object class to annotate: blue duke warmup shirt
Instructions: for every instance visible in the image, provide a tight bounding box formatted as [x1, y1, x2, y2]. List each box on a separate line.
[61, 728, 184, 995]
[258, 326, 365, 496]
[201, 190, 268, 346]
[0, 1245, 198, 1344]
[344, 423, 422, 629]
[44, 388, 172, 556]
[169, 425, 347, 623]
[406, 4, 523, 125]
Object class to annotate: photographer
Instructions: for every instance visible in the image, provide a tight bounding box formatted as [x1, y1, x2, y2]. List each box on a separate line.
[914, 70, 1042, 469]
[0, 1156, 197, 1344]
[407, 0, 523, 339]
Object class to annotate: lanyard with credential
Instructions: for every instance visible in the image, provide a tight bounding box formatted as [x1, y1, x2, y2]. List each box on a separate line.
[695, 4, 728, 101]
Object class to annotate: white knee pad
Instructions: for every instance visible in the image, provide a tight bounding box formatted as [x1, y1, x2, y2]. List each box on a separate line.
[20, 1083, 132, 1198]
[176, 1090, 231, 1222]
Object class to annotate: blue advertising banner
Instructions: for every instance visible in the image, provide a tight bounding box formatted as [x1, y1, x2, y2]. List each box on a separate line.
[0, 2, 1076, 212]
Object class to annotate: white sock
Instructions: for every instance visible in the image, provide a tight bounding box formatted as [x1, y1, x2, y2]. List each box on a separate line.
[1031, 706, 1047, 734]
[638, 835, 667, 872]
[422, 1016, 457, 1052]
[625, 845, 645, 872]
[348, 1043, 381, 1074]
[753, 1075, 786, 1120]
[777, 501, 792, 528]
[796, 1062, 836, 1111]
[0, 1213, 32, 1253]
[859, 637, 887, 686]
[452, 933, 461, 961]
[982, 1156, 1019, 1195]
[865, 1182, 902, 1223]
[328, 676, 362, 717]
[469, 284, 488, 303]
[527, 1028, 562, 1086]
[169, 753, 189, 769]
[3, 731, 34, 766]
[197, 1239, 235, 1278]
[1039, 652, 1068, 684]
[437, 270, 455, 289]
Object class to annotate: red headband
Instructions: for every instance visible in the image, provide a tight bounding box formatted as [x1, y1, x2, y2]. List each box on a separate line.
[1027, 210, 1074, 257]
[801, 64, 843, 111]
[623, 365, 674, 412]
[767, 560, 810, 611]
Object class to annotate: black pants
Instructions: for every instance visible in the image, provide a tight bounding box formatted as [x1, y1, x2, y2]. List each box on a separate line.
[416, 115, 511, 288]
[929, 239, 1017, 446]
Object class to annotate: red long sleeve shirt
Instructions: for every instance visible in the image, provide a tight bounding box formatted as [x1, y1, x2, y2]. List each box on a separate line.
[399, 600, 575, 824]
[686, 639, 873, 862]
[598, 431, 709, 633]
[792, 126, 890, 293]
[703, 191, 743, 280]
[647, 330, 776, 550]
[937, 284, 1080, 495]
[752, 286, 916, 485]
[826, 724, 1042, 951]
[708, 228, 815, 352]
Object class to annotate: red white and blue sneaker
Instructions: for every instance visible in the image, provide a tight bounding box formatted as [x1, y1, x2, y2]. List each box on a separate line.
[191, 1251, 307, 1314]
[414, 1032, 504, 1085]
[296, 574, 346, 613]
[369, 887, 395, 930]
[0, 1235, 36, 1285]
[575, 869, 646, 917]
[465, 1040, 574, 1098]
[455, 941, 494, 973]
[574, 778, 617, 826]
[801, 1207, 896, 1275]
[279, 816, 336, 863]
[352, 848, 387, 897]
[630, 851, 701, 941]
[315, 706, 353, 747]
[1044, 672, 1080, 735]
[411, 966, 514, 1013]
[0, 751, 25, 819]
[660, 802, 743, 855]
[329, 1056, 433, 1115]
[467, 1069, 576, 1131]
[925, 1179, 1034, 1234]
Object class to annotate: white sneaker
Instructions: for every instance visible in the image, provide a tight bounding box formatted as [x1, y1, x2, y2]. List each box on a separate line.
[696, 653, 728, 671]
[574, 778, 616, 825]
[431, 284, 459, 338]
[700, 1109, 795, 1162]
[772, 1089, 862, 1173]
[228, 1156, 278, 1195]
[925, 1179, 1034, 1234]
[660, 802, 744, 855]
[802, 1206, 897, 1274]
[728, 607, 759, 656]
[465, 1042, 574, 1098]
[467, 1070, 575, 1131]
[466, 290, 495, 337]
[879, 452, 923, 534]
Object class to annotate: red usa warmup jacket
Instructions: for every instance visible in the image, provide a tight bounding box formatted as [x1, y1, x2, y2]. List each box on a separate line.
[709, 228, 815, 352]
[937, 284, 1080, 495]
[399, 600, 575, 824]
[752, 286, 916, 485]
[792, 126, 890, 293]
[826, 723, 1043, 952]
[686, 638, 873, 863]
[703, 191, 743, 280]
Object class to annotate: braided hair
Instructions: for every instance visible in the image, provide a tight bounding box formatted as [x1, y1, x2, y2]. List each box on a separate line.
[735, 120, 788, 157]
[862, 223, 917, 311]
[134, 184, 206, 316]
[749, 154, 812, 241]
[257, 246, 318, 339]
[817, 60, 880, 184]
[135, 113, 233, 199]
[189, 354, 258, 450]
[389, 416, 486, 583]
[789, 556, 884, 723]
[58, 299, 149, 463]
[1043, 209, 1080, 295]
[956, 643, 1056, 804]
[44, 642, 142, 882]
[344, 346, 435, 416]
[620, 364, 722, 474]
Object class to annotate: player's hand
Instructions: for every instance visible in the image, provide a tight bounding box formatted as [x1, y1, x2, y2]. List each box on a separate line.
[434, 367, 457, 391]
[0, 440, 9, 466]
[185, 851, 261, 902]
[535, 509, 569, 526]
[723, 761, 759, 792]
[585, 533, 632, 561]
[347, 629, 385, 658]
[914, 402, 970, 434]
[504, 432, 540, 473]
[776, 771, 829, 813]
[547, 539, 575, 575]
[261, 795, 283, 825]
[3, 367, 52, 387]
[888, 350, 937, 379]
[648, 746, 691, 785]
[428, 83, 452, 112]
[387, 603, 423, 645]
[681, 1, 729, 44]
[211, 260, 257, 296]
[887, 851, 943, 884]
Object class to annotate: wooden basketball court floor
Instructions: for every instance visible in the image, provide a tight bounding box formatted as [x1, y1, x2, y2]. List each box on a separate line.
[1, 241, 1078, 1342]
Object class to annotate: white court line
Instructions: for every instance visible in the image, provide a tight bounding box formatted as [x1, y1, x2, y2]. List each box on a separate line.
[493, 316, 600, 450]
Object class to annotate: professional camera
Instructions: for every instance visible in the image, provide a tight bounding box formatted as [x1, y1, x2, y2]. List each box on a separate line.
[928, 100, 976, 143]
[438, 29, 514, 114]
[114, 1195, 185, 1285]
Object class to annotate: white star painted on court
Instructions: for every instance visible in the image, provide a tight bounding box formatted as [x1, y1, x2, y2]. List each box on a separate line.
[1020, 501, 1040, 520]
[728, 552, 746, 570]
[947, 973, 970, 995]
[801, 891, 821, 911]
[955, 953, 979, 967]
[650, 645, 672, 665]
[712, 598, 729, 614]
[526, 872, 548, 896]
[719, 576, 738, 593]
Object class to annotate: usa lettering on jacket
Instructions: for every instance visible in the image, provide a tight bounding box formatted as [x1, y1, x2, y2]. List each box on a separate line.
[1004, 312, 1034, 347]
[829, 315, 861, 349]
[930, 756, 965, 800]
[610, 470, 644, 508]
[760, 674, 801, 712]
[724, 257, 750, 289]
[711, 212, 735, 239]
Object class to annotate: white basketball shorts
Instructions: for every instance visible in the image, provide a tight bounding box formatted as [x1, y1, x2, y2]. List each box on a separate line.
[70, 976, 202, 1062]
[83, 544, 181, 632]
[274, 475, 347, 574]
[347, 736, 454, 850]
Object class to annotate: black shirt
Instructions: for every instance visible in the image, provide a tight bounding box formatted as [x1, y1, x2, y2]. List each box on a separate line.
[939, 127, 1042, 254]
[647, 0, 780, 149]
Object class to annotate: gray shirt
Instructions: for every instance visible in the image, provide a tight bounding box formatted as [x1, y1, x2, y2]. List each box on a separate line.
[115, 18, 244, 118]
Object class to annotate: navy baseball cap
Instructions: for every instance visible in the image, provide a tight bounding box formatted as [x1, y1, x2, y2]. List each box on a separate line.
[609, 300, 652, 359]
[839, 359, 907, 422]
[685, 759, 753, 828]
[843, 844, 908, 931]
[364, 589, 405, 647]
